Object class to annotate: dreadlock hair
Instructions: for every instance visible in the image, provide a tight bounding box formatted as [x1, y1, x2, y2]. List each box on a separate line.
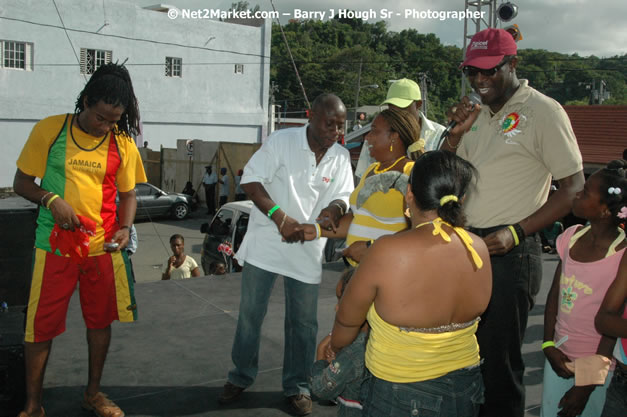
[377, 108, 424, 160]
[75, 63, 140, 137]
[409, 150, 477, 227]
[597, 159, 627, 228]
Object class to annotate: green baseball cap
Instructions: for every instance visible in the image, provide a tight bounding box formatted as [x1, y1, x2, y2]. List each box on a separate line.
[381, 78, 421, 108]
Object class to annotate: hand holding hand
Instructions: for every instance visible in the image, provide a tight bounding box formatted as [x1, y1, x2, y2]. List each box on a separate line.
[316, 204, 343, 233]
[302, 224, 319, 241]
[280, 216, 305, 243]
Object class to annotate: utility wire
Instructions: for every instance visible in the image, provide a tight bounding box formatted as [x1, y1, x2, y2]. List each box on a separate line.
[50, 0, 86, 81]
[0, 16, 270, 60]
[269, 0, 309, 109]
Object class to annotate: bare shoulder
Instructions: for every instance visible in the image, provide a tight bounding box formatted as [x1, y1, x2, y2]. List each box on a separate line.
[467, 230, 489, 257]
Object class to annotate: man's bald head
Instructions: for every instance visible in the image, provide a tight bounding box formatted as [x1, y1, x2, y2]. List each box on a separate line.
[311, 93, 346, 114]
[308, 93, 347, 152]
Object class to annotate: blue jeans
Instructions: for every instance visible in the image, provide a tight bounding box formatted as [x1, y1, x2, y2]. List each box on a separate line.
[360, 366, 484, 417]
[601, 363, 627, 417]
[227, 262, 319, 396]
[469, 226, 542, 417]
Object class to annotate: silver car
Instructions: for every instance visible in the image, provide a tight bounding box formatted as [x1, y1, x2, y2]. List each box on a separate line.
[134, 183, 194, 220]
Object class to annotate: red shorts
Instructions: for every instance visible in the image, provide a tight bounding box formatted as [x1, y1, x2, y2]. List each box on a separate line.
[25, 248, 137, 343]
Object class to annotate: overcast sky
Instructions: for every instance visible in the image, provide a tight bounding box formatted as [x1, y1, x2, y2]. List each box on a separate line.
[135, 0, 626, 57]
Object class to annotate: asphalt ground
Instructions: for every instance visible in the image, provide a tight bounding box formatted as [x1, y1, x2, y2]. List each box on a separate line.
[34, 210, 555, 416]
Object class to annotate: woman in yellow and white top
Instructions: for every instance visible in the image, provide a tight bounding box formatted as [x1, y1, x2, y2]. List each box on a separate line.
[327, 151, 493, 416]
[305, 108, 424, 265]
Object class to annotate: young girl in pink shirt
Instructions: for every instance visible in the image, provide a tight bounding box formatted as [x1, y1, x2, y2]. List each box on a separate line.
[541, 159, 627, 417]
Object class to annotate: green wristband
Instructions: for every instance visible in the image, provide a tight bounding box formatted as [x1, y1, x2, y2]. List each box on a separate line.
[541, 341, 555, 350]
[267, 205, 280, 218]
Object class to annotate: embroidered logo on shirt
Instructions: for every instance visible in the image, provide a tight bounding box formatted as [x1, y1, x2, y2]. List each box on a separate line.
[322, 177, 334, 183]
[500, 112, 526, 141]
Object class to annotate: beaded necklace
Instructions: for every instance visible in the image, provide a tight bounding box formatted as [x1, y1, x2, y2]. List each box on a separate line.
[373, 156, 406, 174]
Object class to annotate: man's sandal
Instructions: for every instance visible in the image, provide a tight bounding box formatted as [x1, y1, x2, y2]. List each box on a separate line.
[82, 392, 125, 417]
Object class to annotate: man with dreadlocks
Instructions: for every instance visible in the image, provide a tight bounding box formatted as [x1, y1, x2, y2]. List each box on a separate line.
[13, 63, 146, 417]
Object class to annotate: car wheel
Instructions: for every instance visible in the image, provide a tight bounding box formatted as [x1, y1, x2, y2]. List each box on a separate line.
[172, 202, 189, 220]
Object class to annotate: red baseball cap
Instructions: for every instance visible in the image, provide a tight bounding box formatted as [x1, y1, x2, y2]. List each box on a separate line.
[461, 28, 517, 69]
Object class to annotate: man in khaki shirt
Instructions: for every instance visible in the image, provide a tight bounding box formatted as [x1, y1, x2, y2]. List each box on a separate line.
[442, 28, 584, 417]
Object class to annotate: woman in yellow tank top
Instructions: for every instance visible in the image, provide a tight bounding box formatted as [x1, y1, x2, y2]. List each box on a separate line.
[304, 108, 425, 265]
[327, 151, 493, 417]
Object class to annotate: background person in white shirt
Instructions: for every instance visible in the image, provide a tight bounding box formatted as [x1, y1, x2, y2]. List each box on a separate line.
[202, 166, 218, 215]
[218, 94, 354, 416]
[219, 167, 230, 207]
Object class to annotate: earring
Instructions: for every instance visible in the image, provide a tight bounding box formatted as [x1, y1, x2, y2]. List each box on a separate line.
[389, 142, 394, 152]
[404, 207, 411, 218]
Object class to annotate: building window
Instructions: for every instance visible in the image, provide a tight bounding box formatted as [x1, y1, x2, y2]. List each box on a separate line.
[165, 57, 182, 77]
[80, 48, 112, 75]
[234, 64, 244, 74]
[1, 40, 33, 70]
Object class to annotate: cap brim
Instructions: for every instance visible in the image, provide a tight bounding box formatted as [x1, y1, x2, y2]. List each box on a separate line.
[460, 54, 505, 69]
[380, 97, 414, 108]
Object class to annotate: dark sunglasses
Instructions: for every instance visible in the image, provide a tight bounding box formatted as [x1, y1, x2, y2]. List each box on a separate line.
[462, 58, 511, 77]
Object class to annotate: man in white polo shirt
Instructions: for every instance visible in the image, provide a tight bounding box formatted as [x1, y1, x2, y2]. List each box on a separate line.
[219, 94, 354, 415]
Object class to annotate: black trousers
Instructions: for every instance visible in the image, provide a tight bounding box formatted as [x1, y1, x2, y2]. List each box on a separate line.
[204, 184, 216, 214]
[468, 225, 543, 417]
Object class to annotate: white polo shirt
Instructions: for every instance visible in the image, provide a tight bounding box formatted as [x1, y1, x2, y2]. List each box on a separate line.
[235, 125, 354, 284]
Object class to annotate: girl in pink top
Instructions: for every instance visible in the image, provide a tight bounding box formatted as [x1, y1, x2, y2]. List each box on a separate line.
[542, 160, 627, 417]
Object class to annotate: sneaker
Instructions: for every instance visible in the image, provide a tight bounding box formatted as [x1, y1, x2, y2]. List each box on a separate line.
[218, 381, 245, 404]
[287, 394, 312, 416]
[82, 392, 125, 417]
[17, 407, 45, 417]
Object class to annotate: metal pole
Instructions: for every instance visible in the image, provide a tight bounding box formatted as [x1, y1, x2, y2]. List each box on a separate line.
[354, 58, 363, 126]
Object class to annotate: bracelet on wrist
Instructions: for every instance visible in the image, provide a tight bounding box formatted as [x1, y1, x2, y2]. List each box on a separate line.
[314, 223, 321, 240]
[508, 225, 520, 246]
[445, 135, 461, 149]
[40, 191, 53, 207]
[45, 194, 60, 209]
[279, 214, 287, 233]
[267, 205, 280, 218]
[508, 223, 526, 246]
[541, 341, 556, 350]
[331, 202, 346, 216]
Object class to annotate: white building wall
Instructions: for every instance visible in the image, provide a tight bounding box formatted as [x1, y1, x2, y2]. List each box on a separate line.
[0, 0, 271, 187]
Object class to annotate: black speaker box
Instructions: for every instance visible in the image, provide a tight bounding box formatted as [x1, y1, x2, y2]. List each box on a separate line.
[0, 307, 26, 416]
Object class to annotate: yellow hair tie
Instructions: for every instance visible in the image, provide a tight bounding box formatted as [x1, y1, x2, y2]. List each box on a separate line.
[439, 195, 458, 206]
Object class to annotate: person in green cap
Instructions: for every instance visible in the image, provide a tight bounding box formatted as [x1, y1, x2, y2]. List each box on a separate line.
[381, 78, 446, 151]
